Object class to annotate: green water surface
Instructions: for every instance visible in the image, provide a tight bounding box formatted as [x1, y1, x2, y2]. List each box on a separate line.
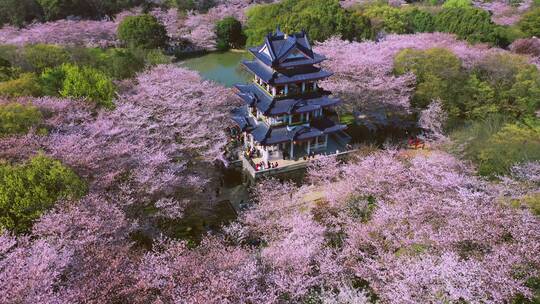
[178, 51, 253, 87]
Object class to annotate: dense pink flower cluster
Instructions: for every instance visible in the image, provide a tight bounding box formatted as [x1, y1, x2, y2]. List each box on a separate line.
[182, 5, 242, 50]
[268, 151, 540, 302]
[0, 2, 277, 50]
[1, 137, 539, 302]
[314, 33, 503, 110]
[0, 194, 138, 303]
[0, 66, 243, 302]
[418, 99, 448, 141]
[0, 9, 143, 48]
[137, 236, 263, 303]
[47, 65, 237, 209]
[0, 19, 118, 47]
[474, 0, 532, 25]
[2, 66, 237, 217]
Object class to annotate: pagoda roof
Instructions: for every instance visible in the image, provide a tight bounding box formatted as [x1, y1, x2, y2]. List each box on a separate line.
[242, 60, 332, 85]
[249, 28, 327, 68]
[235, 83, 341, 116]
[231, 107, 257, 132]
[230, 115, 346, 146]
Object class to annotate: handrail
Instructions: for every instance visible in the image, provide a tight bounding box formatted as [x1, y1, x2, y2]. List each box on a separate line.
[241, 148, 357, 177]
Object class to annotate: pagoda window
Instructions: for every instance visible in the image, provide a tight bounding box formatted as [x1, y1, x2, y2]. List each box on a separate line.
[315, 135, 327, 148]
[275, 115, 286, 125]
[291, 113, 302, 124]
[271, 86, 277, 96]
[313, 82, 317, 90]
[276, 86, 284, 95]
[286, 49, 305, 60]
[288, 83, 301, 95]
[284, 85, 289, 95]
[301, 82, 306, 93]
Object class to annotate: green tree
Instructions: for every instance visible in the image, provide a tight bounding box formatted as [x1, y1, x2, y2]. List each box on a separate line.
[364, 4, 408, 34]
[0, 73, 43, 97]
[101, 48, 146, 79]
[434, 7, 503, 45]
[0, 102, 43, 137]
[476, 121, 540, 177]
[59, 64, 115, 108]
[462, 74, 497, 119]
[117, 14, 168, 49]
[0, 0, 42, 27]
[504, 65, 540, 118]
[142, 49, 172, 66]
[519, 8, 540, 38]
[215, 17, 246, 51]
[473, 53, 540, 119]
[39, 65, 66, 96]
[36, 0, 136, 21]
[442, 0, 472, 9]
[0, 57, 20, 82]
[450, 115, 540, 178]
[22, 44, 70, 73]
[245, 0, 372, 46]
[394, 48, 464, 112]
[0, 154, 86, 234]
[405, 8, 435, 33]
[62, 46, 164, 78]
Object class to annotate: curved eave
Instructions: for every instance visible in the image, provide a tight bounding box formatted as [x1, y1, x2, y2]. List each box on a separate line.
[273, 70, 333, 85]
[248, 47, 327, 69]
[243, 59, 333, 85]
[245, 119, 347, 146]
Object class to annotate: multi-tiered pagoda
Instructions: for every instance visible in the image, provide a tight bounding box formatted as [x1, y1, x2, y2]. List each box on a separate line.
[232, 28, 347, 166]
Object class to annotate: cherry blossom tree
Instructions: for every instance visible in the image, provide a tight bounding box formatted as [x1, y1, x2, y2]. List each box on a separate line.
[474, 0, 533, 25]
[324, 151, 540, 302]
[0, 194, 139, 303]
[418, 99, 448, 141]
[43, 65, 238, 214]
[0, 10, 138, 47]
[0, 233, 71, 304]
[136, 236, 265, 303]
[232, 150, 540, 302]
[31, 195, 139, 303]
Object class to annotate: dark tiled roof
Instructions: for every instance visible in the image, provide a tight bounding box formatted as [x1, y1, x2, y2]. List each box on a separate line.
[231, 107, 257, 131]
[263, 118, 346, 145]
[235, 84, 341, 116]
[249, 28, 326, 68]
[243, 60, 332, 85]
[231, 115, 347, 146]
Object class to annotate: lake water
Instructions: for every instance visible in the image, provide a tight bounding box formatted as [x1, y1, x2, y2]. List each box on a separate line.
[178, 51, 252, 87]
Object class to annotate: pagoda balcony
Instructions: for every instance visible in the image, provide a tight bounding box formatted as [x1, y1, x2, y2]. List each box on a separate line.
[240, 130, 353, 180]
[251, 79, 324, 100]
